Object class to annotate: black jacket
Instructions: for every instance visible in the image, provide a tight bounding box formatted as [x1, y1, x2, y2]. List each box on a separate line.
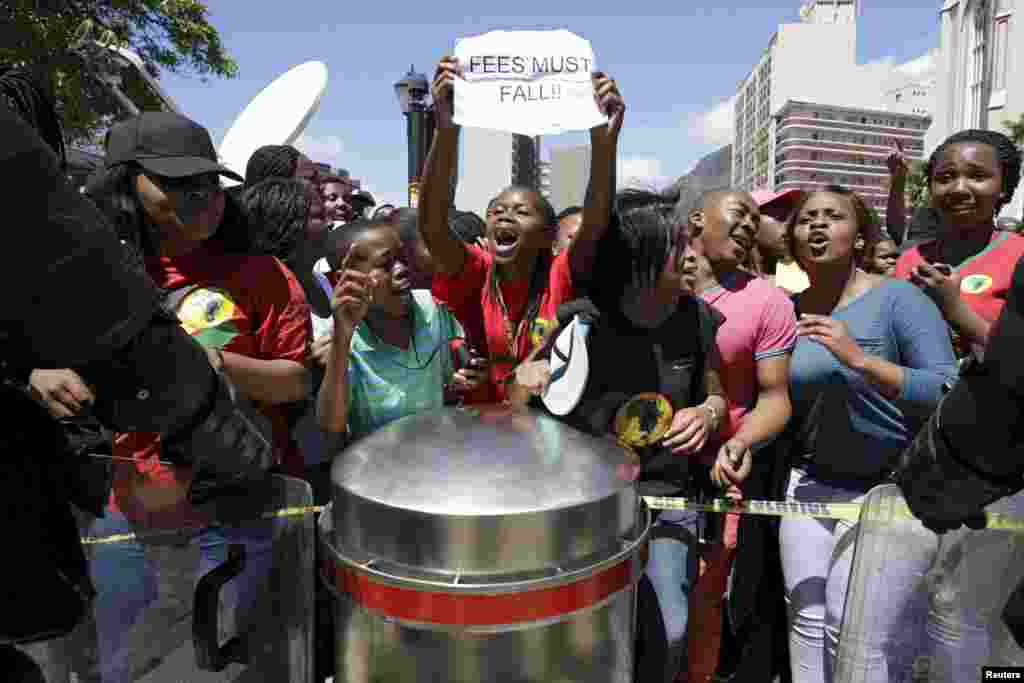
[539, 296, 723, 496]
[0, 101, 272, 644]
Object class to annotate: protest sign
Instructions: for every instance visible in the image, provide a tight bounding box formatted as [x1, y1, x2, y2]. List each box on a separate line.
[453, 30, 607, 137]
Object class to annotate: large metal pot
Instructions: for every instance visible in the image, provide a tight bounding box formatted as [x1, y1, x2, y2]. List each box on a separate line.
[319, 404, 649, 683]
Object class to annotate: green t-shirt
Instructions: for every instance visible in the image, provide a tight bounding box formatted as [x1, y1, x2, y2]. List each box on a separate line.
[346, 290, 463, 440]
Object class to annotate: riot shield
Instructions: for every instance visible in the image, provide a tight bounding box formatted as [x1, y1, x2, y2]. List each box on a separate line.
[835, 483, 1024, 683]
[18, 472, 315, 683]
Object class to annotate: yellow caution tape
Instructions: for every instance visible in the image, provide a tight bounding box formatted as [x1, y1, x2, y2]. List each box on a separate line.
[79, 498, 1024, 546]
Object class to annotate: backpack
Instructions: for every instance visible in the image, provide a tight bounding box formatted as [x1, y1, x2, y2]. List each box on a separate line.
[545, 297, 723, 495]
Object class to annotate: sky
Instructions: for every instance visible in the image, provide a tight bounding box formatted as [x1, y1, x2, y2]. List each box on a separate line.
[158, 1, 943, 210]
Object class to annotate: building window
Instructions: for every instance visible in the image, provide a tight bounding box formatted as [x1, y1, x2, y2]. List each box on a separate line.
[993, 15, 1010, 91]
[965, 0, 988, 128]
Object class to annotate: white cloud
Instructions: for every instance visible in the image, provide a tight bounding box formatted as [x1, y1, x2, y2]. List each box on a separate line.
[294, 133, 407, 208]
[895, 49, 938, 82]
[357, 182, 406, 211]
[293, 133, 345, 166]
[618, 157, 673, 190]
[687, 97, 735, 147]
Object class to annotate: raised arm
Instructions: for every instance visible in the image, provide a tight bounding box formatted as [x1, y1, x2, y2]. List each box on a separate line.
[568, 72, 625, 283]
[417, 57, 466, 277]
[317, 248, 372, 433]
[885, 142, 909, 245]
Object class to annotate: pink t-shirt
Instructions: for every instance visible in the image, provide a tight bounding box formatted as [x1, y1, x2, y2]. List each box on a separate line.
[698, 271, 797, 462]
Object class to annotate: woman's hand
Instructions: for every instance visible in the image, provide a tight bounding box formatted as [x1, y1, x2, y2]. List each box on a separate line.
[886, 141, 909, 181]
[331, 246, 375, 340]
[591, 71, 625, 140]
[661, 406, 711, 455]
[712, 438, 752, 488]
[451, 356, 489, 393]
[29, 368, 95, 419]
[514, 360, 551, 397]
[909, 262, 963, 317]
[797, 314, 867, 369]
[431, 57, 461, 131]
[310, 334, 332, 368]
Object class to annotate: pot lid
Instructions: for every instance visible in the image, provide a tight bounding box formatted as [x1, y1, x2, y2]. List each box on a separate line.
[332, 405, 637, 518]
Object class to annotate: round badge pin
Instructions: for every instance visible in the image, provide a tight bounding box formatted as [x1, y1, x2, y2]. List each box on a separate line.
[614, 393, 674, 448]
[961, 274, 993, 295]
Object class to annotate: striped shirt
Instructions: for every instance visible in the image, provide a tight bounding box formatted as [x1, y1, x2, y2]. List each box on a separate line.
[346, 290, 463, 440]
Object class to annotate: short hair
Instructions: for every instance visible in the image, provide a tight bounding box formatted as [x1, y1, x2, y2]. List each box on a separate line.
[926, 129, 1022, 213]
[786, 185, 881, 268]
[240, 177, 308, 266]
[589, 189, 684, 312]
[390, 207, 418, 246]
[245, 145, 301, 186]
[556, 206, 583, 222]
[371, 204, 397, 220]
[324, 218, 396, 271]
[0, 68, 65, 167]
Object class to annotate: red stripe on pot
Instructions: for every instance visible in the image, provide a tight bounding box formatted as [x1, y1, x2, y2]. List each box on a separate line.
[321, 557, 635, 626]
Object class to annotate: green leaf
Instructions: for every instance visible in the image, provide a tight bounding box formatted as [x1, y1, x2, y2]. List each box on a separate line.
[5, 0, 237, 146]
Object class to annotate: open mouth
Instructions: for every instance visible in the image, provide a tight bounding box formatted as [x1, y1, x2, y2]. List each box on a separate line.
[494, 226, 521, 256]
[805, 232, 830, 256]
[392, 267, 412, 292]
[731, 234, 752, 254]
[948, 204, 976, 214]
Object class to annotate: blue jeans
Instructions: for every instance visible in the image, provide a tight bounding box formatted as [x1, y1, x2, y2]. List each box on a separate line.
[643, 508, 700, 683]
[83, 512, 275, 683]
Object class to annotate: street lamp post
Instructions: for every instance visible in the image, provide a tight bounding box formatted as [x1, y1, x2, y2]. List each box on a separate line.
[394, 66, 434, 208]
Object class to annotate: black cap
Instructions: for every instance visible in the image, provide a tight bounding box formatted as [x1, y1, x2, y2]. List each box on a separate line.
[105, 112, 244, 182]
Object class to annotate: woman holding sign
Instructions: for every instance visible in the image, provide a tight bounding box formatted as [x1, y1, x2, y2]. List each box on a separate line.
[418, 55, 624, 403]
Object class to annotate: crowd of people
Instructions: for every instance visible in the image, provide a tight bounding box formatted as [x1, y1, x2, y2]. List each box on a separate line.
[5, 51, 1024, 683]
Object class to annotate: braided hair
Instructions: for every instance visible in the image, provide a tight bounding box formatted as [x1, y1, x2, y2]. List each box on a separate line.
[485, 186, 557, 357]
[449, 210, 486, 244]
[926, 129, 1022, 213]
[245, 145, 301, 186]
[240, 177, 308, 267]
[0, 68, 65, 167]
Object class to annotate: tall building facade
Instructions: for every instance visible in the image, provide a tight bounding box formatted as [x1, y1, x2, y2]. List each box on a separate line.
[731, 0, 936, 205]
[930, 0, 1020, 217]
[549, 145, 591, 213]
[774, 101, 930, 220]
[454, 128, 542, 217]
[733, 0, 864, 190]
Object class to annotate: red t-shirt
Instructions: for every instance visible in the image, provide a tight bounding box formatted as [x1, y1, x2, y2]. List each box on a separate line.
[432, 245, 575, 402]
[110, 243, 311, 527]
[895, 232, 1024, 353]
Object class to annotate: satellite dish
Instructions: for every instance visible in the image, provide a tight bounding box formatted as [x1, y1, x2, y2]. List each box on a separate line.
[218, 61, 328, 186]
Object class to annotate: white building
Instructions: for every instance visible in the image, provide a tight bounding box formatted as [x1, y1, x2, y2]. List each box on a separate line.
[732, 0, 936, 194]
[930, 0, 1019, 216]
[549, 145, 591, 213]
[455, 128, 542, 217]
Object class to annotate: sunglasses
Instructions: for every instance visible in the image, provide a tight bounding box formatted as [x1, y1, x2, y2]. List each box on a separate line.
[151, 173, 223, 205]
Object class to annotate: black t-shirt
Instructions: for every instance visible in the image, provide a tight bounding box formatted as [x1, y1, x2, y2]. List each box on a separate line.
[542, 296, 723, 494]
